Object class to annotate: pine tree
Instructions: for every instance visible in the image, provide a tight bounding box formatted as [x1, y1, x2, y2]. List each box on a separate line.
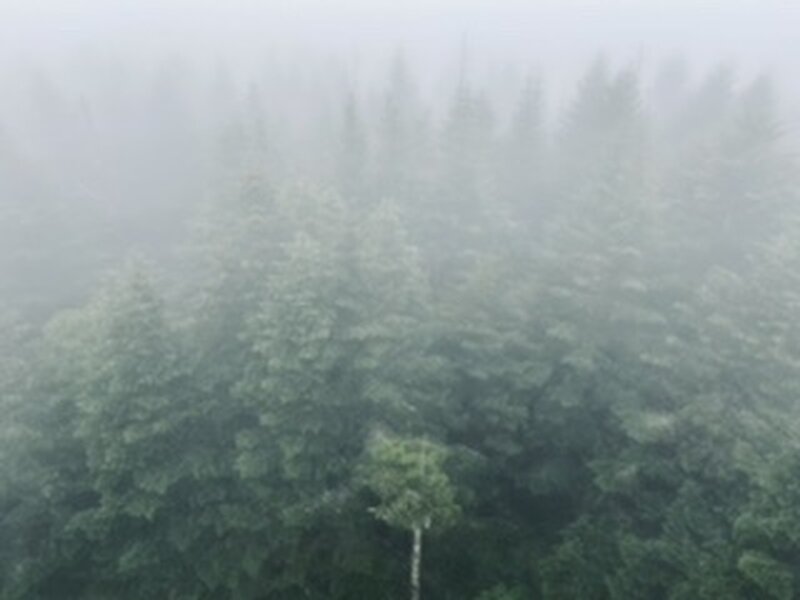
[375, 52, 429, 204]
[337, 90, 367, 202]
[501, 73, 544, 220]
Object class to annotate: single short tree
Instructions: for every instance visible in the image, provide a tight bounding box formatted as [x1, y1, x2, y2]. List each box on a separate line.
[362, 435, 459, 600]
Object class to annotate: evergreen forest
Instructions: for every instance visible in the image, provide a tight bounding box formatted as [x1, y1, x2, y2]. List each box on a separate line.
[2, 46, 800, 599]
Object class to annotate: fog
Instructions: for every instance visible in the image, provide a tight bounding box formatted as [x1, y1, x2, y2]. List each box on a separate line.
[3, 1, 797, 85]
[2, 2, 800, 599]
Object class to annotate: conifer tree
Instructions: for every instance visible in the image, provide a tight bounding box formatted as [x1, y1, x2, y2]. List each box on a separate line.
[337, 90, 367, 202]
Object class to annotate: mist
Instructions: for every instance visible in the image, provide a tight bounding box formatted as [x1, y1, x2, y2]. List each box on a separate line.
[2, 2, 800, 599]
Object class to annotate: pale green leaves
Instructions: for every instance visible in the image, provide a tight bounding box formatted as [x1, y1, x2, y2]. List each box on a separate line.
[362, 435, 459, 533]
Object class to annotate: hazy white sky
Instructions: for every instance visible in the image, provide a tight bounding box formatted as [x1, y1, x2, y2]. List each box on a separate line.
[1, 1, 794, 49]
[0, 0, 796, 96]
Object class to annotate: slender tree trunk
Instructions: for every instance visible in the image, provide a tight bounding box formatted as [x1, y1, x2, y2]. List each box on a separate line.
[411, 525, 422, 600]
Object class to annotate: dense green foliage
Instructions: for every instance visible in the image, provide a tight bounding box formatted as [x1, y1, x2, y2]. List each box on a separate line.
[2, 55, 800, 598]
[363, 436, 459, 533]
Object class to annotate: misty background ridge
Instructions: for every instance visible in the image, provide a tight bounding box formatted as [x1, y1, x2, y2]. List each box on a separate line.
[0, 43, 796, 317]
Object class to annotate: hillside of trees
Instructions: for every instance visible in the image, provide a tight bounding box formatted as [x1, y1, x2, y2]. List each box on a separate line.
[2, 53, 800, 598]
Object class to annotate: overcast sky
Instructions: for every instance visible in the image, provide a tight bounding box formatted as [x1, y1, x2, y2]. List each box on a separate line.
[1, 1, 795, 59]
[0, 0, 797, 109]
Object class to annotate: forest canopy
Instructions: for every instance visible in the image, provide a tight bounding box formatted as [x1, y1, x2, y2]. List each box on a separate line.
[2, 40, 800, 599]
